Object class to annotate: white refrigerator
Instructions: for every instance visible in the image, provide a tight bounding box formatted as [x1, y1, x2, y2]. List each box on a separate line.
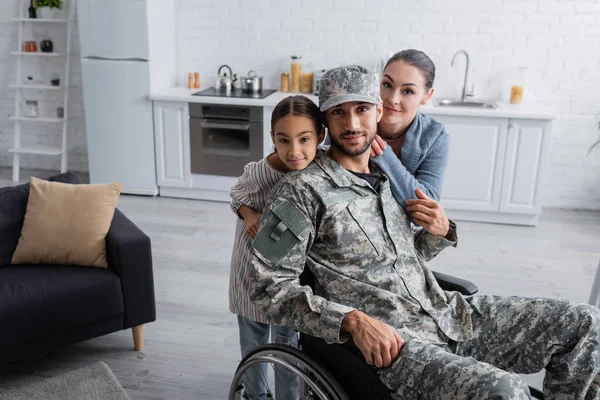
[77, 0, 175, 195]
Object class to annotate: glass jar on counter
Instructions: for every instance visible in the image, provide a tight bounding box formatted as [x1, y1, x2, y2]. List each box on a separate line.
[510, 67, 526, 105]
[280, 72, 290, 92]
[290, 55, 302, 93]
[300, 62, 314, 94]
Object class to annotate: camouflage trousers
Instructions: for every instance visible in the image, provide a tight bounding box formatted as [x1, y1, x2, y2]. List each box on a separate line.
[378, 295, 600, 400]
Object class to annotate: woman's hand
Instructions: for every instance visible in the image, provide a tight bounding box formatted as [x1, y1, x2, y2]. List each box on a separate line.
[342, 310, 404, 368]
[370, 135, 387, 157]
[406, 189, 449, 237]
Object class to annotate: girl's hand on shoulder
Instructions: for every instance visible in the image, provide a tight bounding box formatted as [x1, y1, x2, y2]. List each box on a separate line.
[406, 189, 449, 237]
[244, 211, 262, 238]
[370, 135, 387, 157]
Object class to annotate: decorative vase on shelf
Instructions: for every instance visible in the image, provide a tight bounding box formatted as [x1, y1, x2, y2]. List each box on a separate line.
[34, 0, 63, 19]
[37, 7, 58, 19]
[40, 37, 54, 53]
[50, 72, 60, 87]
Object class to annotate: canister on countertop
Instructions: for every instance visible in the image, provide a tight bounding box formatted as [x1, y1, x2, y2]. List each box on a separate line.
[300, 72, 313, 93]
[290, 55, 302, 93]
[281, 72, 289, 92]
[510, 66, 526, 104]
[510, 85, 523, 104]
[300, 61, 313, 93]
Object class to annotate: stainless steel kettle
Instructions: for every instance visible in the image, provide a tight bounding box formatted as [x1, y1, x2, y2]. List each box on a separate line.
[215, 64, 237, 91]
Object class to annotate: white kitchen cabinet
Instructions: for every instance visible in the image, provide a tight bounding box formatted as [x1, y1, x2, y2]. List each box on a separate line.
[153, 101, 192, 188]
[436, 116, 509, 212]
[147, 88, 557, 223]
[433, 114, 552, 226]
[499, 119, 552, 215]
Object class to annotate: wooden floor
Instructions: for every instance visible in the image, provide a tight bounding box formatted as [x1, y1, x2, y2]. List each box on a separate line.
[0, 168, 599, 399]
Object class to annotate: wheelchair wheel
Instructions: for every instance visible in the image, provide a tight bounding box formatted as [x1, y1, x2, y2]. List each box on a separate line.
[229, 343, 349, 400]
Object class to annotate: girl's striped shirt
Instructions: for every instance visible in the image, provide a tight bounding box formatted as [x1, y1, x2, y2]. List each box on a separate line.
[229, 155, 286, 322]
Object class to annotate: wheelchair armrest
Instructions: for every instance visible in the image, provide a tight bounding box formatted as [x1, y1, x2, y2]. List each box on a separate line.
[432, 271, 478, 296]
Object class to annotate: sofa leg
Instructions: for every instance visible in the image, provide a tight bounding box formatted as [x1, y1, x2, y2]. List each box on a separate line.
[132, 325, 144, 351]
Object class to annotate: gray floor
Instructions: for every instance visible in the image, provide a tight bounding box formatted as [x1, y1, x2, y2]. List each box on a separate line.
[0, 168, 599, 399]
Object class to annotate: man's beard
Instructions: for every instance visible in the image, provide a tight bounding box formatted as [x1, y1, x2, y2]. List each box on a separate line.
[329, 129, 376, 156]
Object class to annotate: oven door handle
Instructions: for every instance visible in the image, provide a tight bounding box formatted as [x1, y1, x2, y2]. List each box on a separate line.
[200, 121, 250, 131]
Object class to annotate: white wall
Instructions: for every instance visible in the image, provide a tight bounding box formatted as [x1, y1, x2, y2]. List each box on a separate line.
[1, 0, 599, 209]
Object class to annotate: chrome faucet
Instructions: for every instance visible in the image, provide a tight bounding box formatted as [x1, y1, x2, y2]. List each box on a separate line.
[451, 49, 473, 102]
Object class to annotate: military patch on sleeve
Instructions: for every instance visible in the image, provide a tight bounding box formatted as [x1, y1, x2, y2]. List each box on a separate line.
[253, 199, 311, 266]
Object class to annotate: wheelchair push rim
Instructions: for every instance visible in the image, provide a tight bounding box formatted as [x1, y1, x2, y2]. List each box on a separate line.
[229, 344, 349, 400]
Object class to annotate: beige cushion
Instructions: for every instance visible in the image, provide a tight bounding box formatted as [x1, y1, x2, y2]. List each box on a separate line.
[11, 176, 122, 268]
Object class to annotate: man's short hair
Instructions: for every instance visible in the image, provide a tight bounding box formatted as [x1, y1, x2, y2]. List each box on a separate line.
[318, 65, 382, 112]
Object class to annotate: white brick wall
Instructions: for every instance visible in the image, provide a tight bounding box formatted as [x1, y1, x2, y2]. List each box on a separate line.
[175, 0, 600, 210]
[1, 0, 599, 210]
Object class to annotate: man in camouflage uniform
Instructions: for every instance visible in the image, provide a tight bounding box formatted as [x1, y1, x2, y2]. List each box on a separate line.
[249, 65, 600, 399]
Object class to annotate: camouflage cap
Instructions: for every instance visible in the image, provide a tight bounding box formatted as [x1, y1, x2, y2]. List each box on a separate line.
[318, 65, 382, 112]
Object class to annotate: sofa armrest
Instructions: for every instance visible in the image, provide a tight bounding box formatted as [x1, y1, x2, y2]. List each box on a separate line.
[106, 208, 156, 328]
[432, 271, 478, 296]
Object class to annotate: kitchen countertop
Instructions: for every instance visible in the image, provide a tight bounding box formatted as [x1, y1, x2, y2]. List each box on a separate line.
[420, 102, 556, 120]
[150, 87, 556, 120]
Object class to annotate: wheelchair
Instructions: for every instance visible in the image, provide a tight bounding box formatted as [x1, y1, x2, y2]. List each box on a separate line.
[229, 271, 545, 399]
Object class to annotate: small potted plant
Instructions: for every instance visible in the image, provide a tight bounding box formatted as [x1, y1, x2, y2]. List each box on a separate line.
[34, 0, 63, 19]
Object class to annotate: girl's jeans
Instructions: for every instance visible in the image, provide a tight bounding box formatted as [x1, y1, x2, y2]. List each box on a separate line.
[237, 315, 299, 400]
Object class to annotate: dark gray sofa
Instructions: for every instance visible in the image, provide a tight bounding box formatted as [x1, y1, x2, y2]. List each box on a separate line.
[0, 171, 156, 363]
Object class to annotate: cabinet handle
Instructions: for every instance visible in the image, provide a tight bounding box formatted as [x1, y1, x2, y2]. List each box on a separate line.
[509, 122, 521, 134]
[200, 121, 250, 131]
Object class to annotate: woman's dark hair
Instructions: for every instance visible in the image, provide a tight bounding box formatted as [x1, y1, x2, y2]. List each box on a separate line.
[271, 95, 324, 133]
[384, 49, 436, 90]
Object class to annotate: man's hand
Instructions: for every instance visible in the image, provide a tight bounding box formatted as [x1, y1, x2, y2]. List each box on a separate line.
[406, 189, 449, 237]
[370, 135, 387, 157]
[238, 205, 261, 238]
[341, 310, 404, 368]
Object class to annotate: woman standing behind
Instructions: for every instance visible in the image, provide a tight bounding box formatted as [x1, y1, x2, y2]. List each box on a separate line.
[371, 49, 449, 211]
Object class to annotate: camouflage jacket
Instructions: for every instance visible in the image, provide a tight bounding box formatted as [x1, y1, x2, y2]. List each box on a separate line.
[250, 151, 473, 344]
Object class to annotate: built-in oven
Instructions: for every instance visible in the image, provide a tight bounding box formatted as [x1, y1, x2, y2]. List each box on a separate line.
[190, 103, 263, 177]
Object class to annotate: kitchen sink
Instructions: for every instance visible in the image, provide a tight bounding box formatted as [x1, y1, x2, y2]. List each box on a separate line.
[437, 99, 499, 109]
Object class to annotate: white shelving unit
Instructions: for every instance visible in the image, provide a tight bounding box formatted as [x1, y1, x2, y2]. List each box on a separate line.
[8, 0, 74, 182]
